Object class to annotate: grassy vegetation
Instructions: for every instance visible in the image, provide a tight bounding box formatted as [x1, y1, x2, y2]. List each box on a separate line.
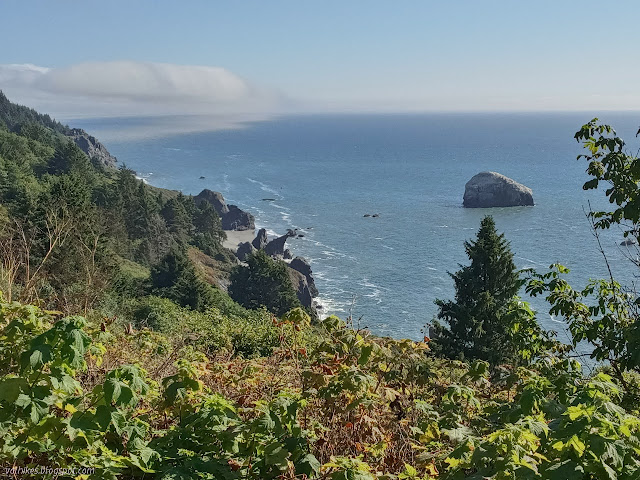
[2, 296, 639, 479]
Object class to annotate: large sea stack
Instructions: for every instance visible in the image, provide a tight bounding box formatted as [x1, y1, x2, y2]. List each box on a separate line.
[463, 172, 534, 208]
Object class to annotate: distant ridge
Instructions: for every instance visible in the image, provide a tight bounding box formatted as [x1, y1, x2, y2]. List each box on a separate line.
[0, 90, 70, 134]
[0, 90, 117, 168]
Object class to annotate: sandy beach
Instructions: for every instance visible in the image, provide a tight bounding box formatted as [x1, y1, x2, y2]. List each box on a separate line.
[222, 229, 256, 252]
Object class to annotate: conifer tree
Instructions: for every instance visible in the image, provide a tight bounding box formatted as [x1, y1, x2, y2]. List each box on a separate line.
[431, 216, 522, 364]
[229, 250, 301, 316]
[150, 247, 214, 311]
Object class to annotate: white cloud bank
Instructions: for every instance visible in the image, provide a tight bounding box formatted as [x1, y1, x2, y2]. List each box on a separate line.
[0, 61, 282, 119]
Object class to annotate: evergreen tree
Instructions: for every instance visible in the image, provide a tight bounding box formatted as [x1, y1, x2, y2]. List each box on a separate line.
[161, 196, 192, 244]
[150, 247, 215, 311]
[431, 216, 523, 365]
[191, 201, 225, 257]
[229, 250, 301, 316]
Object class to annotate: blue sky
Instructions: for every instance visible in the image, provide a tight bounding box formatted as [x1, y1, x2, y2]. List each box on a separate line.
[1, 1, 639, 116]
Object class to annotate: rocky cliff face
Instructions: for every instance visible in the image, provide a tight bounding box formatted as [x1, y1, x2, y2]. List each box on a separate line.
[236, 242, 256, 261]
[463, 172, 534, 208]
[252, 228, 268, 250]
[68, 128, 118, 169]
[195, 189, 229, 215]
[289, 257, 319, 298]
[288, 268, 313, 309]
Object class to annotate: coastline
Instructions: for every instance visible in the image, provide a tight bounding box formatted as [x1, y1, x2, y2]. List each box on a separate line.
[157, 181, 325, 315]
[222, 229, 256, 252]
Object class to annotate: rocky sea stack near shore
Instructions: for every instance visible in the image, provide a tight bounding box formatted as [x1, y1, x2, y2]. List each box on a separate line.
[251, 229, 320, 311]
[463, 171, 534, 208]
[195, 189, 255, 231]
[195, 189, 320, 312]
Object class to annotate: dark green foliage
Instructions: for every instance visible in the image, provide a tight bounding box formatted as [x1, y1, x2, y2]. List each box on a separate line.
[0, 92, 229, 312]
[150, 248, 217, 311]
[431, 216, 526, 365]
[47, 140, 93, 176]
[132, 296, 279, 357]
[0, 90, 70, 134]
[161, 195, 192, 245]
[18, 122, 57, 145]
[192, 200, 226, 257]
[109, 259, 150, 299]
[525, 120, 640, 388]
[574, 118, 640, 234]
[229, 250, 301, 316]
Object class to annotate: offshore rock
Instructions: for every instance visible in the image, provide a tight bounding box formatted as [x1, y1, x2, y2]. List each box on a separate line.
[463, 171, 534, 208]
[68, 128, 118, 169]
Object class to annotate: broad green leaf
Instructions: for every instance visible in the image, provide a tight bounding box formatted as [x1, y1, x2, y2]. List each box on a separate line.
[296, 453, 321, 477]
[15, 393, 31, 408]
[264, 442, 289, 468]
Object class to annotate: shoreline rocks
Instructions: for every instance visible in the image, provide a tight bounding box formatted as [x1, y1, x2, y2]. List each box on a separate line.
[236, 242, 256, 261]
[252, 228, 268, 250]
[264, 230, 296, 258]
[289, 257, 319, 298]
[222, 205, 255, 231]
[209, 192, 320, 314]
[235, 223, 320, 312]
[288, 269, 313, 309]
[195, 189, 255, 231]
[463, 171, 534, 208]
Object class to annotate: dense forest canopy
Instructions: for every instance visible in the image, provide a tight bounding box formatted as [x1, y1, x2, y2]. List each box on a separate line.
[0, 90, 237, 312]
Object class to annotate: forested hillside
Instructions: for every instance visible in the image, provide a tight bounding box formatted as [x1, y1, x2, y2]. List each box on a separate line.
[0, 91, 237, 306]
[1, 94, 640, 479]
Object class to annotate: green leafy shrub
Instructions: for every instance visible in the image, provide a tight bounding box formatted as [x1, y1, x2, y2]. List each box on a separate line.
[133, 296, 279, 357]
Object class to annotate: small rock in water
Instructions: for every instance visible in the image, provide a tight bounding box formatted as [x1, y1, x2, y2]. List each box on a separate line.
[297, 234, 305, 238]
[262, 198, 276, 201]
[199, 176, 205, 179]
[363, 214, 371, 217]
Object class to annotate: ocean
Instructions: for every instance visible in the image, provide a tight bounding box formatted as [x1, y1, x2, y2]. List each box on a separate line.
[70, 112, 640, 346]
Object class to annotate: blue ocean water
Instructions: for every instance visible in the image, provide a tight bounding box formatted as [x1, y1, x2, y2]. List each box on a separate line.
[71, 113, 640, 344]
